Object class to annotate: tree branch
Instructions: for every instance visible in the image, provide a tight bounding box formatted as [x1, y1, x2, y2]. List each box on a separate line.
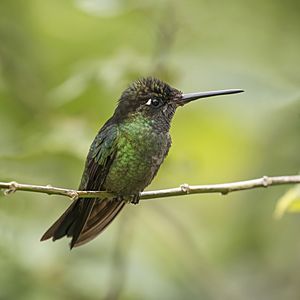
[0, 175, 299, 201]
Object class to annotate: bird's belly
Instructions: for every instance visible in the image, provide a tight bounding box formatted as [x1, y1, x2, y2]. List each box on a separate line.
[103, 132, 168, 195]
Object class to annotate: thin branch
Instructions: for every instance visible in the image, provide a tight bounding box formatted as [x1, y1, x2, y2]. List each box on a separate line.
[0, 175, 299, 201]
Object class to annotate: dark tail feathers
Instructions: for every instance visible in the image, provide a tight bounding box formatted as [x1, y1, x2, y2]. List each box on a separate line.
[41, 198, 125, 248]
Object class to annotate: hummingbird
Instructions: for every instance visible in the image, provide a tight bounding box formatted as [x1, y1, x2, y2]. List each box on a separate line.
[41, 77, 243, 248]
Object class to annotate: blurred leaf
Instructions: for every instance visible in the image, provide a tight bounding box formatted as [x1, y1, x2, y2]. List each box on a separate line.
[274, 185, 300, 219]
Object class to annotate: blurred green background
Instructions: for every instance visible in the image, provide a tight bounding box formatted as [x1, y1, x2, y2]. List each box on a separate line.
[0, 0, 299, 299]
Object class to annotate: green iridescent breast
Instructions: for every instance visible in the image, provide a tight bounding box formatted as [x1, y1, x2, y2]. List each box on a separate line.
[103, 113, 170, 195]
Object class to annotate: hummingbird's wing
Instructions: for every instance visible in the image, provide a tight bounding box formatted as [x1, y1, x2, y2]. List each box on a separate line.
[72, 136, 173, 248]
[41, 122, 125, 248]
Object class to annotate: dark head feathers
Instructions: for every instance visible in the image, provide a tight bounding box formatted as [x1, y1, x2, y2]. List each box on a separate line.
[120, 77, 179, 103]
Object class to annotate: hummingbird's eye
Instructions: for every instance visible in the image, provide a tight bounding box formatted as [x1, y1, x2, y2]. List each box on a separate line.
[145, 98, 162, 108]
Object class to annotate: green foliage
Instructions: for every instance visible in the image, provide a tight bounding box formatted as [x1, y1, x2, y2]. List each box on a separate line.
[274, 185, 300, 219]
[0, 0, 299, 299]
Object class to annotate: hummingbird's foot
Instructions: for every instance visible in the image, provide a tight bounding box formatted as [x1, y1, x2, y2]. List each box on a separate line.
[114, 195, 123, 202]
[130, 194, 140, 205]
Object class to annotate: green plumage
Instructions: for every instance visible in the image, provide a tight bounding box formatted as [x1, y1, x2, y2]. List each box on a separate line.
[104, 113, 170, 195]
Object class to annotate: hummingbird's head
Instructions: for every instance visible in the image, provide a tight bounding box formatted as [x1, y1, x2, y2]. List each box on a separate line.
[114, 77, 243, 128]
[115, 77, 181, 124]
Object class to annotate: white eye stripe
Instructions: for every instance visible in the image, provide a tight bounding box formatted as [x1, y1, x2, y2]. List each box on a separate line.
[146, 99, 152, 105]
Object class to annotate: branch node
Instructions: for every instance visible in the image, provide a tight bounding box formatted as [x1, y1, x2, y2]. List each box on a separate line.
[46, 184, 53, 195]
[68, 191, 79, 201]
[180, 183, 191, 194]
[4, 181, 18, 195]
[262, 176, 271, 187]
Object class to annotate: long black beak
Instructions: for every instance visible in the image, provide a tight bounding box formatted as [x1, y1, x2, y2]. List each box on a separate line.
[180, 89, 244, 105]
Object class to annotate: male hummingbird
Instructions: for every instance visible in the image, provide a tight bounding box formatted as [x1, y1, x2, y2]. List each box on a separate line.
[41, 77, 243, 248]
